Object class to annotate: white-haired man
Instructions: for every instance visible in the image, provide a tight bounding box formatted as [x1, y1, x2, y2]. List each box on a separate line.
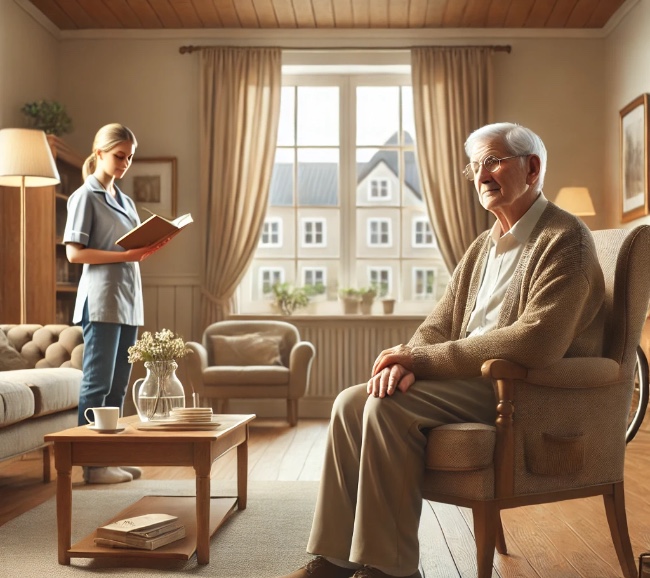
[277, 123, 605, 578]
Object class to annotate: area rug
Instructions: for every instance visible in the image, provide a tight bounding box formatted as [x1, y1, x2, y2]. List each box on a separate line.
[0, 479, 317, 577]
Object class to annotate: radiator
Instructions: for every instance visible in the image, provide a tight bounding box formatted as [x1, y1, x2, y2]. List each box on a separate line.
[289, 316, 424, 399]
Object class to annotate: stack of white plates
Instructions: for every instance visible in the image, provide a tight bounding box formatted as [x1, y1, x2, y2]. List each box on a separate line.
[169, 407, 214, 423]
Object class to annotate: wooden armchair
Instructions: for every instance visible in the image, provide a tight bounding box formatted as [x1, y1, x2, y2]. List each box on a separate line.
[183, 320, 315, 426]
[422, 225, 650, 578]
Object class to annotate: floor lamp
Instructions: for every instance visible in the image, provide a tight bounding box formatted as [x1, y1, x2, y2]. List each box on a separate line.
[0, 128, 60, 323]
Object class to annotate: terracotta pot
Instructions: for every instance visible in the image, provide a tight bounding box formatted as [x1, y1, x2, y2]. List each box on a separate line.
[382, 299, 396, 315]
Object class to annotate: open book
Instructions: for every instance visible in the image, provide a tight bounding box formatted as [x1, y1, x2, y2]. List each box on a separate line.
[115, 210, 193, 250]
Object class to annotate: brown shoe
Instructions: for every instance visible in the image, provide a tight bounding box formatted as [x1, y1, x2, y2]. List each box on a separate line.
[278, 556, 355, 578]
[352, 568, 421, 578]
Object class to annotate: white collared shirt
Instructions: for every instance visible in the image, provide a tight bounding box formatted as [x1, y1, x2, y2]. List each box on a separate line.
[466, 193, 548, 337]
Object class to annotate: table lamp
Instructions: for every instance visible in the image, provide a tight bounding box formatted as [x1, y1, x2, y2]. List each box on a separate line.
[0, 128, 60, 323]
[554, 187, 596, 216]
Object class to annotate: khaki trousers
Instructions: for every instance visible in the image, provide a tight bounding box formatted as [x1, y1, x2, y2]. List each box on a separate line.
[307, 378, 497, 575]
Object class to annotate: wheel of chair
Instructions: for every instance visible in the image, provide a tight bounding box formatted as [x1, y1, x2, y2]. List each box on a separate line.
[627, 345, 649, 444]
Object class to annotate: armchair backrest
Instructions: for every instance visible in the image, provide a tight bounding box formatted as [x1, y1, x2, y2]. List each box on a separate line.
[592, 226, 650, 377]
[202, 320, 300, 367]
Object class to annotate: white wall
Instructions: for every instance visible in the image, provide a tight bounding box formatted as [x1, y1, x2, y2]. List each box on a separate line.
[605, 0, 650, 228]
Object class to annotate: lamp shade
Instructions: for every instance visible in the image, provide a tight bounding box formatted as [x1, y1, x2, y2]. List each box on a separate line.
[554, 187, 596, 216]
[0, 128, 60, 186]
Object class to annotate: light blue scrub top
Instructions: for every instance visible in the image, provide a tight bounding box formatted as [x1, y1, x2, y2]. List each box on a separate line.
[63, 175, 144, 326]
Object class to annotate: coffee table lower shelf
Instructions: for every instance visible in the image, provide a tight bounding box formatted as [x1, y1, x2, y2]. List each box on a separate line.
[69, 495, 238, 560]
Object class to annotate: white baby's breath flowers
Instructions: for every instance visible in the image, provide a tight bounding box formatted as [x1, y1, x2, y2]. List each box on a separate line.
[128, 329, 191, 363]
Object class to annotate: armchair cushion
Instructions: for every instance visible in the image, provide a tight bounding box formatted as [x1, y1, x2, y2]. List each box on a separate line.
[210, 332, 283, 366]
[425, 423, 495, 471]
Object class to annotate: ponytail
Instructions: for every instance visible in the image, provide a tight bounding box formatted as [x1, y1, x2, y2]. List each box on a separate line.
[82, 152, 96, 180]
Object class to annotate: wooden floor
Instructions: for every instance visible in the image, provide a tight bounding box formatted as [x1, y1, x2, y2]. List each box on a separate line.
[1, 417, 649, 577]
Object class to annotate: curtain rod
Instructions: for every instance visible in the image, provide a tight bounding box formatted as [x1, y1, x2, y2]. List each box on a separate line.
[179, 44, 511, 55]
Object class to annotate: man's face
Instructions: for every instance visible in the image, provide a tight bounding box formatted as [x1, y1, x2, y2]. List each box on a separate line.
[469, 139, 539, 227]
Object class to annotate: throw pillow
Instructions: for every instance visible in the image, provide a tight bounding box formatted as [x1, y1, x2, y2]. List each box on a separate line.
[0, 329, 29, 371]
[210, 333, 283, 366]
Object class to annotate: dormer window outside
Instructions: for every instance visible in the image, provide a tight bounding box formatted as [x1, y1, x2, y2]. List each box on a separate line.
[369, 178, 390, 200]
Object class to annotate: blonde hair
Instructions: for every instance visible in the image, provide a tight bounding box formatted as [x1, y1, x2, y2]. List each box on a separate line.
[82, 123, 138, 180]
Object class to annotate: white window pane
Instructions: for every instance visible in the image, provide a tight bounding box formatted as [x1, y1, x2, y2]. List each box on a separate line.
[270, 149, 294, 206]
[357, 87, 400, 146]
[402, 86, 416, 145]
[277, 87, 295, 146]
[298, 148, 339, 206]
[297, 87, 339, 146]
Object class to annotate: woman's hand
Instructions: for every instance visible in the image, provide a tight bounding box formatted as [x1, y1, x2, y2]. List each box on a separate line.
[372, 343, 415, 377]
[367, 364, 415, 397]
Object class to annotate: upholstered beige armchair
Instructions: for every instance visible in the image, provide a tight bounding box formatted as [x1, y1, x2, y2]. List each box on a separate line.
[422, 226, 650, 578]
[183, 320, 315, 426]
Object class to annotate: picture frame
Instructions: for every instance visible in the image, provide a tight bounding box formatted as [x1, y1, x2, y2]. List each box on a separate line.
[620, 94, 649, 223]
[119, 157, 177, 219]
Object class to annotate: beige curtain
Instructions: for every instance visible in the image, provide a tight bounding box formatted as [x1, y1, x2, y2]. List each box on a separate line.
[199, 47, 282, 324]
[411, 47, 494, 272]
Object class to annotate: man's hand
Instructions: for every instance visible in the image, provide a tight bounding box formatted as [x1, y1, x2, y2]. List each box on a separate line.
[367, 364, 415, 398]
[372, 343, 415, 377]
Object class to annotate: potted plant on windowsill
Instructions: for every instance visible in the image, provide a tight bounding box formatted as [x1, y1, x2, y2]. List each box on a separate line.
[338, 288, 360, 314]
[271, 282, 314, 316]
[21, 100, 73, 137]
[358, 286, 377, 315]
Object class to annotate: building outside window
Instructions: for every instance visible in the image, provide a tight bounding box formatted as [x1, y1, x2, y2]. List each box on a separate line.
[260, 217, 282, 247]
[369, 178, 390, 200]
[368, 218, 391, 246]
[260, 267, 284, 295]
[413, 267, 436, 299]
[302, 218, 326, 247]
[237, 58, 450, 314]
[413, 216, 435, 247]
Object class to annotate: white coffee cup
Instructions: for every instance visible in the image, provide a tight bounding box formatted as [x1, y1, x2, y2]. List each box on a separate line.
[84, 406, 119, 430]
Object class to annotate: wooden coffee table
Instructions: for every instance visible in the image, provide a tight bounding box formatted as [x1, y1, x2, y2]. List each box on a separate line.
[44, 413, 255, 565]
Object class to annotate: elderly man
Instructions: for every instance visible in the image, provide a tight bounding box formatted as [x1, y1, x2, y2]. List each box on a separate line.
[278, 123, 605, 578]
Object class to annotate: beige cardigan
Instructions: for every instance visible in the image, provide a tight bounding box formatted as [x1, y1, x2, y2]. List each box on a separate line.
[408, 203, 605, 380]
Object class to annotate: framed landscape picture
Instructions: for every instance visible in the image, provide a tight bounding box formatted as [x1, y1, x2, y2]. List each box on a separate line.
[119, 157, 177, 219]
[620, 94, 649, 222]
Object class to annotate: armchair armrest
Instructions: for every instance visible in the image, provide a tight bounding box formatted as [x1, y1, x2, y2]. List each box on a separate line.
[288, 340, 316, 398]
[183, 341, 208, 396]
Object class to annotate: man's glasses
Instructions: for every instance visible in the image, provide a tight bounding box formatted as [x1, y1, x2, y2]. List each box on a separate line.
[463, 154, 528, 181]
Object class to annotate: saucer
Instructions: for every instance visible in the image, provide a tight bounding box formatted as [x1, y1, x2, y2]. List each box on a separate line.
[86, 425, 126, 434]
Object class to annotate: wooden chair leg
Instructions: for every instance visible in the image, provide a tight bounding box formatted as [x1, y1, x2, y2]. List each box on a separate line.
[495, 512, 507, 555]
[43, 444, 53, 483]
[472, 502, 498, 578]
[603, 482, 637, 578]
[287, 399, 298, 427]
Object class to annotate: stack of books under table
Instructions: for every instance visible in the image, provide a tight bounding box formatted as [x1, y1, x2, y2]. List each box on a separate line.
[94, 513, 185, 550]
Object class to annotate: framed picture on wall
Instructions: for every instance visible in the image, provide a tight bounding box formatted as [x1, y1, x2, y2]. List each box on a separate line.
[620, 94, 649, 223]
[119, 157, 177, 219]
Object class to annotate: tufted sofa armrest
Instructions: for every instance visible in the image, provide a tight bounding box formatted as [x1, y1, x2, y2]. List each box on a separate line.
[1, 324, 84, 370]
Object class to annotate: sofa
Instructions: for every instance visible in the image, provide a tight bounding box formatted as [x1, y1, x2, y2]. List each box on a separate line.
[0, 324, 84, 481]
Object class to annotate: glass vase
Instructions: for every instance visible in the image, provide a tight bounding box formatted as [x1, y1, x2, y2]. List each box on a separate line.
[132, 360, 185, 421]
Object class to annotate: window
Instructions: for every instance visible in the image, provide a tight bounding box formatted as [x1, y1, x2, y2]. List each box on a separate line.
[413, 268, 436, 299]
[369, 178, 390, 200]
[303, 267, 326, 291]
[368, 218, 391, 246]
[259, 267, 284, 295]
[260, 217, 282, 247]
[237, 58, 450, 315]
[302, 218, 326, 247]
[413, 216, 435, 247]
[369, 267, 391, 296]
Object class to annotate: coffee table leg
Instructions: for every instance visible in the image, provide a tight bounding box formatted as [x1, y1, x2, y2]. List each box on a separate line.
[55, 442, 73, 565]
[237, 437, 248, 510]
[195, 467, 211, 564]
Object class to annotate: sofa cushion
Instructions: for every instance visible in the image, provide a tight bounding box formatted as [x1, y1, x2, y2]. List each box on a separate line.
[210, 333, 283, 367]
[0, 381, 34, 427]
[0, 330, 29, 371]
[0, 368, 81, 417]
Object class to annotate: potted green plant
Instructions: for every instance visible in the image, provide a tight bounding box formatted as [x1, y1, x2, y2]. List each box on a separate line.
[338, 288, 360, 314]
[271, 282, 312, 316]
[21, 100, 73, 136]
[358, 286, 377, 315]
